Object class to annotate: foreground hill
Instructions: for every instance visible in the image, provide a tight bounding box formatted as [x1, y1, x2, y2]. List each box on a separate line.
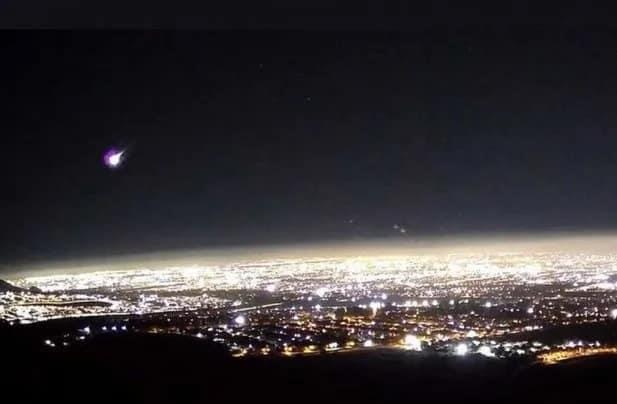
[3, 331, 617, 403]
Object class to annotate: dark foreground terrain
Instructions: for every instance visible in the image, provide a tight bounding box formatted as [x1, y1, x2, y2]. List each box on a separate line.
[3, 326, 617, 403]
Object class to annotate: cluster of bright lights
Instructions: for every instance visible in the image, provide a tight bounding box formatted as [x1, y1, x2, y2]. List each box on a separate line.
[403, 334, 422, 351]
[4, 251, 617, 363]
[234, 315, 246, 326]
[539, 345, 617, 365]
[477, 346, 494, 357]
[455, 343, 468, 356]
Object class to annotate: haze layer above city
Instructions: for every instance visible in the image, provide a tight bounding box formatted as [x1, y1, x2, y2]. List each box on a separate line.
[6, 232, 617, 278]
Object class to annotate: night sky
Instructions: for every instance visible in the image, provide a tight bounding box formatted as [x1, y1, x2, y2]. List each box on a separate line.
[4, 20, 617, 266]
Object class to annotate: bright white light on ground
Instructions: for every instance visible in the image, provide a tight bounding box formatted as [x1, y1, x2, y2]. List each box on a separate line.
[527, 307, 534, 314]
[404, 334, 422, 351]
[466, 330, 478, 338]
[369, 301, 383, 314]
[455, 343, 468, 356]
[478, 346, 494, 357]
[610, 308, 617, 319]
[234, 315, 246, 326]
[314, 288, 328, 298]
[265, 284, 277, 293]
[363, 340, 374, 348]
[484, 302, 492, 308]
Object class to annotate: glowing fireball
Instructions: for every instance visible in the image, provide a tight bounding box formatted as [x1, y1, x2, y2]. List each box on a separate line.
[103, 148, 125, 169]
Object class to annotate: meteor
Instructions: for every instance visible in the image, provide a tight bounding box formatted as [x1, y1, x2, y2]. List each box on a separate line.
[103, 148, 126, 169]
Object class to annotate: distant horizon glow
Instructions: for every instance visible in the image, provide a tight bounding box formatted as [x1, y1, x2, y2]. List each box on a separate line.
[6, 232, 617, 279]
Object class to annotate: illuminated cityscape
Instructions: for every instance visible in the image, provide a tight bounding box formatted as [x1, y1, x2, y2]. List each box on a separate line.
[4, 252, 617, 364]
[7, 15, 617, 403]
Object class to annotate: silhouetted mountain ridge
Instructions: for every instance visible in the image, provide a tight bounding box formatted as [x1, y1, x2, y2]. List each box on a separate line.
[0, 279, 24, 293]
[0, 279, 41, 294]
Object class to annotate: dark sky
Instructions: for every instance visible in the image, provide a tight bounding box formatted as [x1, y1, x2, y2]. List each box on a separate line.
[4, 20, 617, 266]
[0, 2, 615, 29]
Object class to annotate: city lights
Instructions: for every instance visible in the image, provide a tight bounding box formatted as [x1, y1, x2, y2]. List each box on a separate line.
[477, 346, 494, 357]
[2, 251, 617, 361]
[234, 315, 247, 326]
[403, 335, 422, 351]
[455, 343, 468, 356]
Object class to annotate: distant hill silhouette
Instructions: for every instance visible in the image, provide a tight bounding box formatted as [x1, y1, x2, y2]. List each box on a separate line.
[0, 279, 25, 293]
[0, 279, 42, 294]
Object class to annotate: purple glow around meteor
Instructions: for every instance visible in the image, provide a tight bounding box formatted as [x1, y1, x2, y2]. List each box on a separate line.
[103, 148, 125, 169]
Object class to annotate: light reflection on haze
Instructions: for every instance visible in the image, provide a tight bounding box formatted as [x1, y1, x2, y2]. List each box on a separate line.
[7, 232, 617, 279]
